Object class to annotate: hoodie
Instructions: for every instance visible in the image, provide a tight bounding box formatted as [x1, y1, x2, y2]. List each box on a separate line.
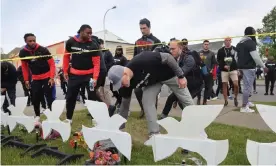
[236, 36, 265, 69]
[18, 44, 55, 81]
[1, 61, 18, 89]
[63, 35, 100, 80]
[114, 46, 128, 66]
[133, 33, 161, 57]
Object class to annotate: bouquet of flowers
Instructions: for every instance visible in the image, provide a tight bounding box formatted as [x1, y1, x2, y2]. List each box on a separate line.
[224, 57, 233, 72]
[69, 132, 87, 149]
[85, 140, 121, 165]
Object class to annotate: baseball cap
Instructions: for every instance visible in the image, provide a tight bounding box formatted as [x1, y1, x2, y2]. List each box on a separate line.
[107, 65, 125, 91]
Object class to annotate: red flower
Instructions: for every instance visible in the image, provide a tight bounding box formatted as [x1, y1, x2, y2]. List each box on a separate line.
[89, 152, 94, 159]
[69, 140, 75, 148]
[111, 154, 119, 161]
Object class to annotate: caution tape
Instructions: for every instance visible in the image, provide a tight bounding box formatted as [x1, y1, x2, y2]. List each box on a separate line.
[1, 32, 275, 62]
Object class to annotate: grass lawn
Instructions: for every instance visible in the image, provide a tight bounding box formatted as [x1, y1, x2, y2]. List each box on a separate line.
[1, 110, 276, 165]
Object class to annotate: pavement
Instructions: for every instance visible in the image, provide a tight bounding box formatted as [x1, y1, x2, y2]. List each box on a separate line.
[12, 79, 276, 131]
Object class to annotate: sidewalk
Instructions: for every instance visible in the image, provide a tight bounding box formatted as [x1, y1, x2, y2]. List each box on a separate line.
[22, 97, 272, 132]
[131, 97, 272, 131]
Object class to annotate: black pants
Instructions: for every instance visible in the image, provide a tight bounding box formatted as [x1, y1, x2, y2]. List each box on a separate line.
[66, 75, 99, 120]
[162, 84, 202, 116]
[61, 81, 67, 94]
[253, 78, 256, 91]
[20, 81, 32, 105]
[265, 75, 275, 93]
[1, 86, 16, 115]
[110, 83, 122, 106]
[31, 78, 53, 116]
[203, 74, 213, 102]
[238, 77, 242, 92]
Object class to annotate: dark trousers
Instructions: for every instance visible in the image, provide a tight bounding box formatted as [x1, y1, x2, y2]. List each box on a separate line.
[203, 74, 213, 101]
[20, 81, 32, 105]
[238, 77, 242, 92]
[1, 86, 16, 115]
[31, 78, 53, 116]
[110, 83, 122, 106]
[61, 81, 67, 94]
[253, 78, 256, 91]
[265, 75, 275, 93]
[66, 75, 99, 120]
[162, 84, 202, 116]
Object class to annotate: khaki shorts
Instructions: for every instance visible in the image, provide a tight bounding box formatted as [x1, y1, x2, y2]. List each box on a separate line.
[221, 70, 238, 82]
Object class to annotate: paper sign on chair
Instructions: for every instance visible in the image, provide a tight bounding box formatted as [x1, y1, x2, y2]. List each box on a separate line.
[82, 100, 132, 161]
[41, 100, 71, 142]
[246, 104, 276, 165]
[146, 105, 229, 165]
[6, 97, 35, 133]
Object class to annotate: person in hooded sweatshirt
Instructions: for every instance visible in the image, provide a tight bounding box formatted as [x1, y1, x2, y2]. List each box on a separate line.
[264, 55, 276, 95]
[19, 33, 56, 122]
[236, 26, 268, 113]
[63, 24, 100, 124]
[133, 18, 161, 118]
[112, 45, 128, 106]
[1, 61, 17, 115]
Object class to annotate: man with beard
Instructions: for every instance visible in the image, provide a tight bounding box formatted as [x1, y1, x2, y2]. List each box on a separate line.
[198, 40, 217, 105]
[236, 26, 268, 113]
[19, 33, 55, 122]
[63, 24, 100, 123]
[159, 39, 203, 119]
[107, 46, 194, 138]
[1, 61, 17, 115]
[112, 45, 128, 106]
[133, 18, 161, 118]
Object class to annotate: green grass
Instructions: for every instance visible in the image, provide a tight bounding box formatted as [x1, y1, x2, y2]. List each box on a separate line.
[1, 110, 276, 165]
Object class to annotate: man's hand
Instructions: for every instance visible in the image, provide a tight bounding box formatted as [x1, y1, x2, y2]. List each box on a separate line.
[25, 81, 30, 89]
[64, 73, 69, 81]
[178, 78, 187, 88]
[1, 88, 6, 93]
[263, 67, 269, 73]
[48, 78, 55, 87]
[93, 79, 97, 87]
[224, 65, 230, 70]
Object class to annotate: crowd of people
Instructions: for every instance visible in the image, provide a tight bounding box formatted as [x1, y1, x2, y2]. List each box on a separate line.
[1, 18, 276, 140]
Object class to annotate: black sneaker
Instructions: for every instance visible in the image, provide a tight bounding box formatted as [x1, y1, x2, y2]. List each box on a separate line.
[224, 100, 228, 106]
[108, 105, 116, 117]
[234, 98, 238, 107]
[158, 114, 167, 120]
[264, 93, 268, 95]
[271, 92, 275, 95]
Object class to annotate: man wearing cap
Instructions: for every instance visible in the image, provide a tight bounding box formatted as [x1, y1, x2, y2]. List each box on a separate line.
[108, 47, 194, 139]
[217, 37, 239, 107]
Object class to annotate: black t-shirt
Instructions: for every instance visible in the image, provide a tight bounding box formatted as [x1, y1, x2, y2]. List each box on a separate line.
[217, 46, 238, 71]
[236, 37, 257, 69]
[119, 51, 175, 98]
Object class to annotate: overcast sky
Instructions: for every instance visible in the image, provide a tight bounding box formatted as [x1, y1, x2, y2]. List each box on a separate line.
[1, 0, 275, 53]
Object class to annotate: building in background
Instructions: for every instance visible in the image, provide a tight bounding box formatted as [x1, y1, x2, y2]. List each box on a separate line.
[93, 30, 134, 59]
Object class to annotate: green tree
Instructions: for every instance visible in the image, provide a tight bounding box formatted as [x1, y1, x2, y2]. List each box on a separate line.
[257, 6, 276, 58]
